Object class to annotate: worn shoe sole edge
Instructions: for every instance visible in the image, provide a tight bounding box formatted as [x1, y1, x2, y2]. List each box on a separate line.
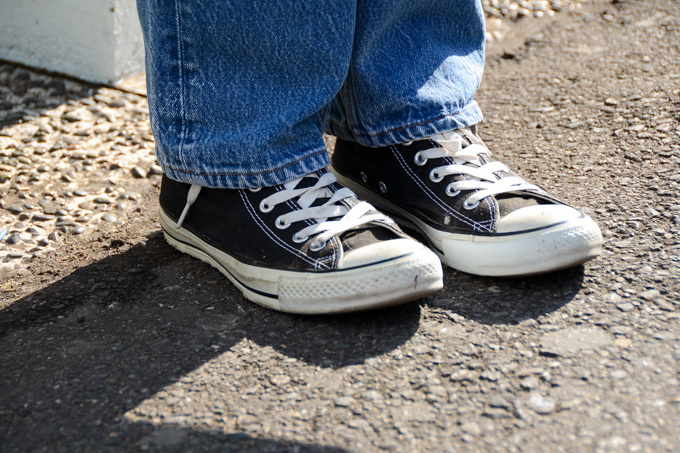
[159, 209, 443, 314]
[333, 170, 603, 277]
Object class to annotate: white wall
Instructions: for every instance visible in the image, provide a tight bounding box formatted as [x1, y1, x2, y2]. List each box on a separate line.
[0, 0, 145, 84]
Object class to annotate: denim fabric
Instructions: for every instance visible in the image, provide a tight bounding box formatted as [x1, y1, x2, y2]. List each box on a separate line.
[137, 0, 485, 189]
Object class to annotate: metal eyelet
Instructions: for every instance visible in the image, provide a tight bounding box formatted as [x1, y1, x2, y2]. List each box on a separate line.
[360, 171, 368, 183]
[309, 240, 326, 252]
[292, 232, 309, 243]
[402, 140, 413, 146]
[463, 199, 481, 210]
[248, 187, 262, 193]
[414, 152, 427, 166]
[275, 216, 289, 229]
[379, 182, 387, 193]
[429, 169, 444, 183]
[445, 184, 461, 197]
[259, 199, 274, 213]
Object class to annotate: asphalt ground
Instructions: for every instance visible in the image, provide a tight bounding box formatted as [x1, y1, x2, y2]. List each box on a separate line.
[0, 0, 678, 451]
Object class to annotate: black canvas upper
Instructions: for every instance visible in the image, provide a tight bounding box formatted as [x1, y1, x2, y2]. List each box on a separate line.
[331, 134, 565, 237]
[159, 171, 407, 272]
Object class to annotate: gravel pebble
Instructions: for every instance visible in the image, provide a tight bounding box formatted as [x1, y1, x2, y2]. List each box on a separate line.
[489, 395, 512, 409]
[5, 232, 21, 245]
[609, 325, 633, 335]
[269, 375, 291, 386]
[527, 394, 556, 414]
[132, 166, 147, 178]
[520, 376, 540, 390]
[610, 370, 628, 380]
[652, 331, 677, 341]
[334, 397, 353, 407]
[639, 289, 661, 301]
[616, 302, 635, 312]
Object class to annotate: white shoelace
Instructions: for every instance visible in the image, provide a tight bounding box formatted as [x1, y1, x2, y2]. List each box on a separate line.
[177, 172, 391, 251]
[415, 130, 543, 209]
[261, 171, 390, 250]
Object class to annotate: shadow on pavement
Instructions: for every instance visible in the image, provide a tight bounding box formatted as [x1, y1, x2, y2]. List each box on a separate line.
[398, 225, 586, 325]
[0, 233, 419, 450]
[71, 421, 351, 452]
[431, 265, 586, 324]
[0, 63, 103, 122]
[0, 230, 581, 450]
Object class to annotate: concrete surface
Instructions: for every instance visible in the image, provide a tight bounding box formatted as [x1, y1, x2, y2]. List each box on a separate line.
[0, 0, 144, 84]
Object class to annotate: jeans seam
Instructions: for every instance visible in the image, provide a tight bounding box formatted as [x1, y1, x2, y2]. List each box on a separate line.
[165, 148, 328, 177]
[327, 103, 480, 139]
[173, 0, 188, 171]
[341, 68, 361, 141]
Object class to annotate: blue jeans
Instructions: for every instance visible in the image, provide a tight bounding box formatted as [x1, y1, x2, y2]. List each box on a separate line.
[137, 0, 485, 189]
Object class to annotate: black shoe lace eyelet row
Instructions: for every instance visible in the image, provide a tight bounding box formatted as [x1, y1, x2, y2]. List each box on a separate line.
[429, 169, 444, 183]
[414, 152, 427, 166]
[463, 199, 481, 210]
[275, 216, 290, 229]
[445, 184, 461, 197]
[309, 240, 327, 251]
[259, 200, 274, 213]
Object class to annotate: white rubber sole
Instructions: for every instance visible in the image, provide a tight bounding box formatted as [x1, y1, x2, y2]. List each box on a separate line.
[333, 170, 603, 277]
[159, 209, 443, 314]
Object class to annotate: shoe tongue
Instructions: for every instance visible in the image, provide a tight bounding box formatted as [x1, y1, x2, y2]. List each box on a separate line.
[432, 127, 479, 147]
[339, 224, 402, 252]
[287, 174, 319, 190]
[496, 194, 543, 217]
[428, 135, 487, 172]
[285, 173, 335, 209]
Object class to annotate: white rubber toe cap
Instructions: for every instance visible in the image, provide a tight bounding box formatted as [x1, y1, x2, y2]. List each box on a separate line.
[338, 238, 427, 269]
[496, 204, 583, 234]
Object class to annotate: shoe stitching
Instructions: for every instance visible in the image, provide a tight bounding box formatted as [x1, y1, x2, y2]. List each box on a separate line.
[314, 260, 328, 270]
[239, 190, 328, 270]
[317, 253, 336, 269]
[311, 238, 337, 270]
[425, 138, 498, 230]
[485, 191, 497, 230]
[241, 189, 327, 269]
[392, 145, 482, 231]
[383, 221, 406, 237]
[277, 182, 338, 267]
[427, 138, 497, 228]
[427, 138, 493, 227]
[329, 236, 340, 269]
[390, 146, 491, 233]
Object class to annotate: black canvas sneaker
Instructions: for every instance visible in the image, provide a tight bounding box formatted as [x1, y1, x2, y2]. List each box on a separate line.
[331, 127, 603, 277]
[158, 169, 443, 314]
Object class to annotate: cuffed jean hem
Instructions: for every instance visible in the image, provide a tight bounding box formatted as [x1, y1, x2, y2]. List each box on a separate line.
[325, 101, 484, 148]
[159, 146, 331, 189]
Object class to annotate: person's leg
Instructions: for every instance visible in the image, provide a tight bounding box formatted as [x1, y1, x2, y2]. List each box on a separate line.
[136, 0, 444, 313]
[137, 0, 353, 189]
[325, 0, 485, 145]
[329, 0, 602, 276]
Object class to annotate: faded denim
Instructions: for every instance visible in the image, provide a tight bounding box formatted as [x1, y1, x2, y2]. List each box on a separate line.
[136, 0, 485, 188]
